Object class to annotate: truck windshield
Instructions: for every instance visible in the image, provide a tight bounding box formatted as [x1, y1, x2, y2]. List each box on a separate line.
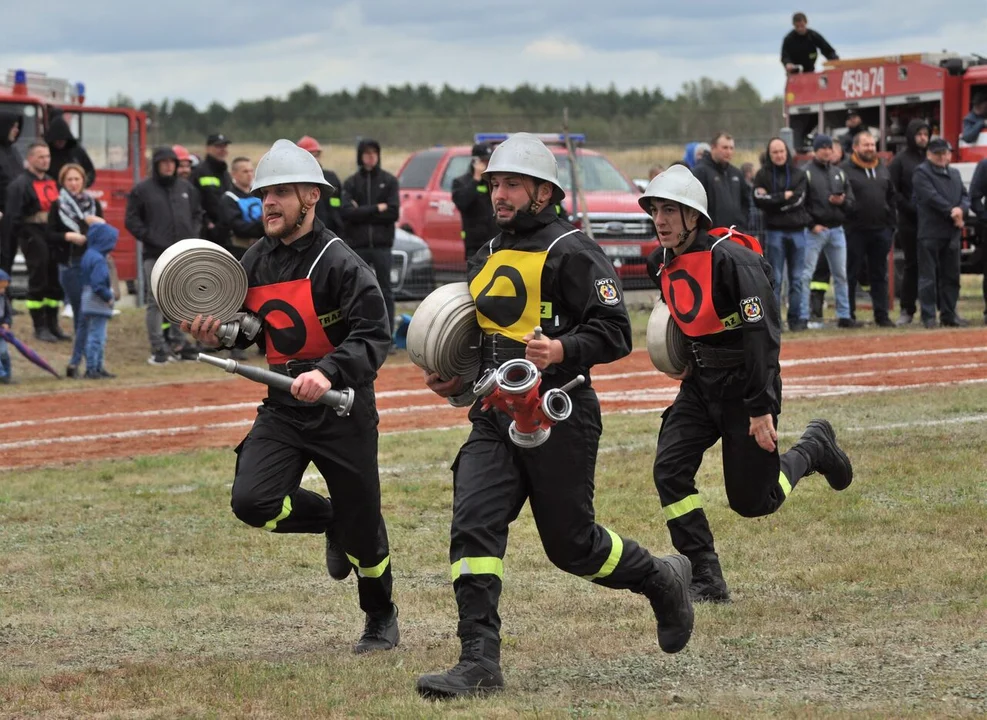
[0, 102, 44, 157]
[557, 154, 636, 193]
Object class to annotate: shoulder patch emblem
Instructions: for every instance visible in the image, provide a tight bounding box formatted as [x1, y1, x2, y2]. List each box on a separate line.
[595, 277, 621, 306]
[741, 296, 763, 323]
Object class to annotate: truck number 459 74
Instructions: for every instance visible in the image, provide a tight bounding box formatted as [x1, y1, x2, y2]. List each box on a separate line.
[840, 66, 885, 99]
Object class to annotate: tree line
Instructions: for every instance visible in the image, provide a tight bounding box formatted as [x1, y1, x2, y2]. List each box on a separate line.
[111, 78, 784, 149]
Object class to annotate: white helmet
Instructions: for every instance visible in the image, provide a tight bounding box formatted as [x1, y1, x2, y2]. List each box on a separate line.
[483, 132, 565, 200]
[252, 139, 334, 194]
[638, 165, 711, 229]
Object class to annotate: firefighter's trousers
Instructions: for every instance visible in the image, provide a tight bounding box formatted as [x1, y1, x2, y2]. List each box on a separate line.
[653, 379, 809, 559]
[450, 387, 657, 635]
[232, 391, 392, 615]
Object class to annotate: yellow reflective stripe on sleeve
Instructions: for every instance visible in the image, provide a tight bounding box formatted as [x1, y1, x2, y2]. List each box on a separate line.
[263, 496, 292, 531]
[43, 298, 61, 308]
[198, 176, 222, 187]
[329, 197, 342, 207]
[161, 322, 171, 330]
[809, 281, 830, 291]
[345, 553, 390, 578]
[451, 556, 504, 581]
[779, 472, 793, 497]
[662, 493, 703, 521]
[476, 184, 488, 193]
[24, 300, 44, 310]
[583, 528, 623, 581]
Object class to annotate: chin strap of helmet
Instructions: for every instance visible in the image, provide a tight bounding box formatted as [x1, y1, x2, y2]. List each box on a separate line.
[292, 185, 312, 228]
[674, 205, 697, 248]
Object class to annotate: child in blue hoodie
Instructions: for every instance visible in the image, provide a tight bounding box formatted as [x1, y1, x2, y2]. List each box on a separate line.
[0, 269, 13, 384]
[80, 224, 119, 379]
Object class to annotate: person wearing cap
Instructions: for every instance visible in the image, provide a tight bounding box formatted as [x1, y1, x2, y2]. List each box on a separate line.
[961, 92, 987, 145]
[417, 133, 695, 700]
[781, 12, 838, 74]
[451, 142, 498, 260]
[888, 119, 931, 325]
[173, 145, 194, 181]
[840, 110, 867, 156]
[340, 139, 400, 334]
[799, 134, 857, 328]
[182, 139, 399, 655]
[912, 138, 970, 328]
[190, 133, 234, 250]
[296, 136, 345, 236]
[641, 165, 854, 604]
[124, 146, 203, 364]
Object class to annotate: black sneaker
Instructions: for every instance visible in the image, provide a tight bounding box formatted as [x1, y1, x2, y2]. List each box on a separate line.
[793, 419, 853, 490]
[83, 370, 104, 380]
[644, 554, 694, 654]
[147, 351, 171, 366]
[923, 319, 937, 329]
[837, 318, 863, 328]
[34, 328, 58, 343]
[875, 317, 895, 328]
[98, 368, 117, 379]
[353, 604, 399, 654]
[66, 365, 79, 379]
[325, 533, 351, 581]
[941, 317, 970, 328]
[690, 552, 730, 603]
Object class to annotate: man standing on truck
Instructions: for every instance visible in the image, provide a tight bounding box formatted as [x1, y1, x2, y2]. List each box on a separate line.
[451, 142, 498, 261]
[341, 139, 399, 335]
[781, 12, 839, 74]
[888, 119, 931, 326]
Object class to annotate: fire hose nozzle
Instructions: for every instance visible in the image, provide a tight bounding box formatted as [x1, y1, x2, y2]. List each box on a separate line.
[216, 313, 262, 348]
[494, 359, 540, 395]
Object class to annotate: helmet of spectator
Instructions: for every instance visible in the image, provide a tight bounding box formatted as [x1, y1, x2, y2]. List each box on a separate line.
[297, 135, 322, 153]
[483, 133, 565, 201]
[172, 145, 191, 162]
[252, 139, 334, 194]
[638, 165, 711, 229]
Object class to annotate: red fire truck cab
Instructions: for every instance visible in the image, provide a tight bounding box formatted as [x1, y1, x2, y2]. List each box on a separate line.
[1, 69, 147, 286]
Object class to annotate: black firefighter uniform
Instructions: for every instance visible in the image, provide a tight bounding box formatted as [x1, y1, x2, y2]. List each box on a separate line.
[231, 220, 394, 616]
[451, 207, 661, 636]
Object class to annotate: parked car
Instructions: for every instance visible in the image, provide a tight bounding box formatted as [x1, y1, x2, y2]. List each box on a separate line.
[396, 133, 658, 288]
[391, 226, 435, 300]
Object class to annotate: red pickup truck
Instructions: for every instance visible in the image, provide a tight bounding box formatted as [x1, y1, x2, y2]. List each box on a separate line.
[395, 133, 657, 288]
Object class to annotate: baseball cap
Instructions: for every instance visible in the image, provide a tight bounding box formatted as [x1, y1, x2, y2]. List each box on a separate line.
[812, 134, 833, 151]
[927, 138, 952, 154]
[207, 133, 232, 146]
[846, 109, 861, 120]
[471, 142, 493, 159]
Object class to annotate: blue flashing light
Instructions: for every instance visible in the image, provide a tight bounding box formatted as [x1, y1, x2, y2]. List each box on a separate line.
[75, 82, 85, 96]
[14, 69, 27, 84]
[474, 132, 586, 146]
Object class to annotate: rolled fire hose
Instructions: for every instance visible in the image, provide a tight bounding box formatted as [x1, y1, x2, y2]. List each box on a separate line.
[150, 239, 248, 329]
[198, 353, 355, 417]
[646, 299, 690, 375]
[406, 282, 482, 407]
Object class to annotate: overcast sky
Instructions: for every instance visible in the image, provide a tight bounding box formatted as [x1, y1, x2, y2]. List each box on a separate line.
[3, 1, 985, 108]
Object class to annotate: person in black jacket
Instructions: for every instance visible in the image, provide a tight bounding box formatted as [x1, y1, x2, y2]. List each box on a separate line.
[800, 135, 857, 327]
[888, 119, 931, 325]
[840, 110, 868, 156]
[417, 134, 695, 700]
[842, 131, 896, 326]
[44, 112, 96, 188]
[691, 132, 750, 231]
[642, 165, 853, 605]
[190, 133, 233, 249]
[753, 137, 811, 331]
[781, 12, 839, 73]
[912, 139, 970, 328]
[297, 136, 344, 235]
[969, 157, 987, 323]
[0, 111, 24, 281]
[182, 139, 398, 656]
[125, 146, 203, 364]
[2, 142, 65, 343]
[341, 139, 399, 332]
[451, 142, 498, 261]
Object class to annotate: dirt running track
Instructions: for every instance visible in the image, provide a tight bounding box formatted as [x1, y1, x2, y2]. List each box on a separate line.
[2, 331, 986, 470]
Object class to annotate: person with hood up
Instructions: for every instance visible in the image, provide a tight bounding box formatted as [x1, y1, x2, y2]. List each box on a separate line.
[125, 146, 203, 364]
[692, 133, 750, 231]
[340, 139, 400, 333]
[0, 111, 24, 291]
[45, 112, 96, 188]
[79, 223, 118, 379]
[753, 137, 812, 331]
[888, 119, 931, 325]
[48, 163, 106, 377]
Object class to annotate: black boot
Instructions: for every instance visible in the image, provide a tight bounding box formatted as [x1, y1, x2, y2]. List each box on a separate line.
[325, 532, 351, 581]
[353, 603, 400, 654]
[689, 552, 730, 603]
[416, 622, 505, 699]
[810, 290, 825, 320]
[643, 554, 695, 654]
[30, 308, 57, 343]
[47, 306, 71, 341]
[792, 419, 853, 490]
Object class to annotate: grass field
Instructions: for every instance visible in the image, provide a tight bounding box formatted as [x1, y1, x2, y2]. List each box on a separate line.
[2, 348, 987, 716]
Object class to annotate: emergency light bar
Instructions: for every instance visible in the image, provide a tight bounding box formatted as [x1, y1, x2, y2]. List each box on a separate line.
[3, 68, 85, 104]
[474, 132, 586, 146]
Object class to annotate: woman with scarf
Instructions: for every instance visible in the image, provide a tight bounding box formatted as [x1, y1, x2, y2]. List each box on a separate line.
[48, 163, 106, 377]
[752, 138, 812, 332]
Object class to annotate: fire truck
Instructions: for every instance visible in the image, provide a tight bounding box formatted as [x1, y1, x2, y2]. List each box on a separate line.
[1, 69, 148, 291]
[784, 52, 987, 274]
